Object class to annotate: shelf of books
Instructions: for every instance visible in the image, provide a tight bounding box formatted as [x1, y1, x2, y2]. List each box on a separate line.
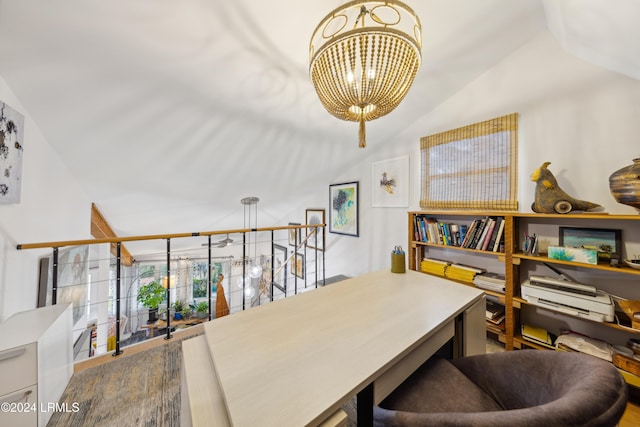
[409, 211, 640, 391]
[409, 211, 511, 345]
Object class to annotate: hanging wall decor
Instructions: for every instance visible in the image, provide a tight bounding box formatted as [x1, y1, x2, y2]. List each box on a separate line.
[0, 100, 25, 204]
[329, 181, 359, 237]
[305, 208, 326, 251]
[272, 244, 288, 292]
[372, 155, 409, 207]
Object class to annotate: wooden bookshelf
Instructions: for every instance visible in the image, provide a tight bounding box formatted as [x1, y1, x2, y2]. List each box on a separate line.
[408, 211, 640, 355]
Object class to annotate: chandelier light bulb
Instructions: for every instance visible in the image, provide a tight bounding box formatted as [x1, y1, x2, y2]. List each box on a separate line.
[244, 286, 256, 299]
[236, 275, 249, 289]
[249, 263, 263, 279]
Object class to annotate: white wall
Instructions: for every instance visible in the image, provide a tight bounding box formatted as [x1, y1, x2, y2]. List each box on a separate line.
[0, 76, 91, 321]
[2, 29, 639, 319]
[326, 30, 640, 277]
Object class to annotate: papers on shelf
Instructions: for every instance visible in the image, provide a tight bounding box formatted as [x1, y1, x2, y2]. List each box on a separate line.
[473, 272, 506, 294]
[555, 332, 614, 362]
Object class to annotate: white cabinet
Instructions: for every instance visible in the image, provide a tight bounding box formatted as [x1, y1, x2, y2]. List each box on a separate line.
[0, 304, 73, 427]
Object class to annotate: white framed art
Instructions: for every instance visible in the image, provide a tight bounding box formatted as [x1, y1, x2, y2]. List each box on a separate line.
[372, 155, 409, 207]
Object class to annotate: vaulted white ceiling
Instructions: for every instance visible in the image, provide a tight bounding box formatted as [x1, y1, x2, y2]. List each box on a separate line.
[0, 0, 637, 244]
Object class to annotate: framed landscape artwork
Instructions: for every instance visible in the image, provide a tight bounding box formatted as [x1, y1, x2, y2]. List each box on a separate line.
[559, 227, 621, 261]
[305, 208, 325, 251]
[372, 155, 409, 207]
[329, 181, 359, 237]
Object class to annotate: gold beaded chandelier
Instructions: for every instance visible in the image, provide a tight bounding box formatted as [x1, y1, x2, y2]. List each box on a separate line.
[309, 0, 422, 148]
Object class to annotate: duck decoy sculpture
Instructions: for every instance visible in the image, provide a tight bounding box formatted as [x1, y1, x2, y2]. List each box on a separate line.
[531, 162, 601, 214]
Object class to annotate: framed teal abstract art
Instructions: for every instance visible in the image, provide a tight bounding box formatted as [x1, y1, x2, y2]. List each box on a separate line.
[329, 181, 359, 237]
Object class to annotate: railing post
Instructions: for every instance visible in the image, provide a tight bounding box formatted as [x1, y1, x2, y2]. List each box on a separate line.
[294, 229, 298, 295]
[207, 235, 212, 321]
[242, 232, 246, 310]
[322, 225, 326, 285]
[314, 230, 318, 288]
[113, 242, 123, 356]
[165, 238, 173, 340]
[52, 247, 58, 305]
[270, 230, 274, 302]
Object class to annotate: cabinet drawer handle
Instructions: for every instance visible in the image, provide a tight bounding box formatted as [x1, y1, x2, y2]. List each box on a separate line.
[0, 347, 26, 362]
[0, 389, 32, 404]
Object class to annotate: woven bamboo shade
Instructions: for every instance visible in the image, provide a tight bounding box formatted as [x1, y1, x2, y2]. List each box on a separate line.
[420, 113, 519, 210]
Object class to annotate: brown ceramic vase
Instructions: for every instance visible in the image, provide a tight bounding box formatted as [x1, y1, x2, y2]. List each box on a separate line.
[609, 158, 640, 209]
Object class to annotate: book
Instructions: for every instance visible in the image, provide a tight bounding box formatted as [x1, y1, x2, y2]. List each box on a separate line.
[521, 323, 557, 349]
[450, 224, 460, 246]
[421, 258, 450, 276]
[476, 272, 506, 284]
[486, 299, 505, 320]
[467, 218, 487, 249]
[473, 272, 506, 293]
[458, 224, 468, 247]
[474, 218, 493, 250]
[445, 263, 486, 283]
[487, 217, 503, 252]
[480, 218, 496, 251]
[492, 218, 506, 252]
[461, 220, 478, 248]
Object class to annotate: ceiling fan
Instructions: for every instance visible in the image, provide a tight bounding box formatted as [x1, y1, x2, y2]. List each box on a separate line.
[202, 234, 234, 248]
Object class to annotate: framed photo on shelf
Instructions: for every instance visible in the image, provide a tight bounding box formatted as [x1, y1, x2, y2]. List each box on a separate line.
[305, 208, 325, 251]
[292, 252, 305, 279]
[559, 227, 622, 261]
[288, 222, 301, 247]
[329, 181, 359, 237]
[272, 244, 287, 292]
[372, 155, 409, 207]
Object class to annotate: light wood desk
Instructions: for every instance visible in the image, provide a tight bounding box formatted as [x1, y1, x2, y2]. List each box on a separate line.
[182, 270, 485, 427]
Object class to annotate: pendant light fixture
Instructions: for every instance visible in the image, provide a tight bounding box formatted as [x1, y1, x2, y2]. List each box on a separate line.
[241, 196, 263, 279]
[309, 0, 422, 148]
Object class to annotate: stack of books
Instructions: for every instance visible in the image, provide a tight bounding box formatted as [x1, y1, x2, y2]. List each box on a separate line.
[473, 272, 506, 294]
[521, 323, 557, 349]
[445, 263, 485, 284]
[420, 258, 450, 276]
[486, 297, 506, 328]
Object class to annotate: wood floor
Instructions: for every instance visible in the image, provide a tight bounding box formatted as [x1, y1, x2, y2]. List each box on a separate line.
[74, 332, 640, 425]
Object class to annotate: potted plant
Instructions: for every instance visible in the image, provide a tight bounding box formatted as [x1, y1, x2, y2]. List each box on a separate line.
[183, 303, 195, 320]
[137, 281, 165, 324]
[196, 301, 209, 318]
[172, 299, 186, 320]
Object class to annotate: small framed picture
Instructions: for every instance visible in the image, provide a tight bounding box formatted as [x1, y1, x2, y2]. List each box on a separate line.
[329, 181, 359, 237]
[305, 208, 325, 251]
[559, 227, 622, 261]
[288, 222, 301, 247]
[292, 252, 305, 279]
[372, 155, 409, 207]
[272, 244, 287, 292]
